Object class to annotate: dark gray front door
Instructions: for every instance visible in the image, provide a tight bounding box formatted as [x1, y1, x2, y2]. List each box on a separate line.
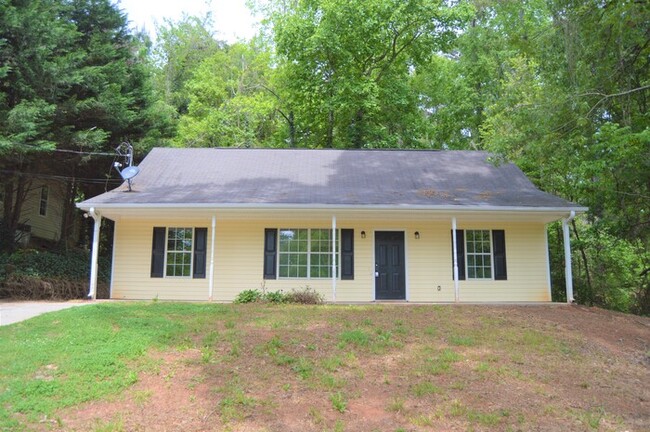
[375, 231, 406, 300]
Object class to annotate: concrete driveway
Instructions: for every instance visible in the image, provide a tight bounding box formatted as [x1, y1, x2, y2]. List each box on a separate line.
[0, 301, 94, 326]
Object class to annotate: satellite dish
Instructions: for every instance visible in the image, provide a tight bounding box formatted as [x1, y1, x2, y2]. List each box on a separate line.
[119, 165, 140, 180]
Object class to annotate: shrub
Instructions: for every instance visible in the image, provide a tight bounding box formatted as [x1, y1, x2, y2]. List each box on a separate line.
[0, 274, 109, 300]
[234, 289, 262, 304]
[7, 249, 110, 282]
[0, 249, 111, 300]
[285, 286, 324, 304]
[264, 290, 288, 304]
[234, 287, 323, 305]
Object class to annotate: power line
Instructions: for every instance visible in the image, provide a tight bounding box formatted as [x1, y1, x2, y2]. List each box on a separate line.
[0, 169, 122, 185]
[7, 143, 120, 157]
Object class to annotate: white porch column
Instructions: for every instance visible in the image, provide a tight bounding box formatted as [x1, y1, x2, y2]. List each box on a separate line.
[452, 217, 459, 303]
[208, 215, 216, 301]
[562, 211, 576, 303]
[87, 207, 101, 300]
[332, 215, 337, 302]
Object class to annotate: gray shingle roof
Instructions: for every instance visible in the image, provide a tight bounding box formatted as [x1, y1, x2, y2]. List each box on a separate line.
[80, 148, 580, 209]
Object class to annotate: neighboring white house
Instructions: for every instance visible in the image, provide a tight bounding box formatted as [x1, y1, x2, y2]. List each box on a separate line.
[78, 148, 586, 303]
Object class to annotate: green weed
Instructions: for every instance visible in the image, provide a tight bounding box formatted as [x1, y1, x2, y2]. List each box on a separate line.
[321, 355, 344, 371]
[449, 335, 476, 346]
[330, 392, 347, 413]
[411, 381, 441, 397]
[292, 357, 313, 379]
[338, 329, 370, 347]
[386, 397, 405, 413]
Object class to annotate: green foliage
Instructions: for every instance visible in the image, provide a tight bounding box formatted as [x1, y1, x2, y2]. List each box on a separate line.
[176, 41, 280, 148]
[329, 391, 347, 413]
[264, 290, 289, 304]
[233, 287, 323, 304]
[269, 0, 471, 148]
[338, 329, 370, 347]
[234, 289, 263, 304]
[6, 249, 110, 282]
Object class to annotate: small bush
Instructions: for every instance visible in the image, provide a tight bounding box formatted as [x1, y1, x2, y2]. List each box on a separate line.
[234, 289, 262, 304]
[264, 290, 288, 304]
[285, 286, 324, 304]
[234, 287, 323, 305]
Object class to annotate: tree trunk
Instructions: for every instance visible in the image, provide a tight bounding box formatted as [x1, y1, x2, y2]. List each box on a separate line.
[288, 111, 296, 148]
[2, 175, 31, 251]
[3, 182, 13, 224]
[352, 109, 364, 148]
[59, 178, 78, 250]
[326, 110, 334, 148]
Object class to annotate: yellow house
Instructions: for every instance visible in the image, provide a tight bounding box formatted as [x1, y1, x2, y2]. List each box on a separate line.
[77, 148, 586, 303]
[1, 178, 68, 244]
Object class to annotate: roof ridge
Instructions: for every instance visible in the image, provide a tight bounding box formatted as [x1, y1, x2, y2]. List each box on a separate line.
[151, 147, 487, 153]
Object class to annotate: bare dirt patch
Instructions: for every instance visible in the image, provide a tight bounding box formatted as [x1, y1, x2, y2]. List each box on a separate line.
[46, 305, 649, 431]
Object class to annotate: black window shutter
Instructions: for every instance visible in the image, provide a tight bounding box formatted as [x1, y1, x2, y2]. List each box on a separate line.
[451, 230, 466, 281]
[193, 228, 208, 279]
[492, 230, 507, 280]
[263, 228, 277, 279]
[341, 229, 354, 280]
[151, 227, 166, 278]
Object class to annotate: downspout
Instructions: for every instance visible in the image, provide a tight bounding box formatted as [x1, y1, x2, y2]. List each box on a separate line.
[332, 215, 337, 302]
[562, 210, 576, 303]
[452, 217, 459, 302]
[87, 207, 101, 299]
[208, 215, 216, 301]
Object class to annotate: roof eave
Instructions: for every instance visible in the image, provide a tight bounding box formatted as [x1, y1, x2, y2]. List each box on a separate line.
[76, 202, 588, 214]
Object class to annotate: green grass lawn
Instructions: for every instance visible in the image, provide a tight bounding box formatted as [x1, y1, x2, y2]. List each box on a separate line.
[0, 302, 235, 430]
[0, 302, 647, 431]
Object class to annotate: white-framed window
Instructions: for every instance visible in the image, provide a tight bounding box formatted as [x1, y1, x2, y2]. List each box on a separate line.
[465, 229, 493, 279]
[39, 186, 48, 216]
[278, 228, 339, 279]
[165, 227, 193, 277]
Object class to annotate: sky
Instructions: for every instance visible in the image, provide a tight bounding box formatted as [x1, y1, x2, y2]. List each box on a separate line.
[117, 0, 260, 43]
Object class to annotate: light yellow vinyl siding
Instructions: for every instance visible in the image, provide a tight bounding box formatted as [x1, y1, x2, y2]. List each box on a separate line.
[456, 222, 551, 302]
[109, 214, 551, 302]
[0, 179, 65, 242]
[111, 219, 212, 300]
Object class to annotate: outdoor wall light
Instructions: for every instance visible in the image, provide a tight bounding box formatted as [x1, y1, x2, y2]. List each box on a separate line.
[361, 231, 366, 239]
[415, 231, 420, 239]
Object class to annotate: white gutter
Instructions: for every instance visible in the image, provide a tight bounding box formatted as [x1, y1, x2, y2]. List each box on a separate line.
[452, 217, 460, 302]
[76, 202, 589, 214]
[87, 207, 101, 299]
[208, 215, 216, 301]
[562, 210, 576, 303]
[332, 215, 337, 302]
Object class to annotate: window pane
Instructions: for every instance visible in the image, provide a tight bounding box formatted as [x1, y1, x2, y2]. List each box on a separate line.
[278, 228, 339, 279]
[166, 228, 193, 277]
[466, 230, 492, 280]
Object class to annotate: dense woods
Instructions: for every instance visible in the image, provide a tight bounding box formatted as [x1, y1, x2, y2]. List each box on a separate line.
[1, 0, 648, 313]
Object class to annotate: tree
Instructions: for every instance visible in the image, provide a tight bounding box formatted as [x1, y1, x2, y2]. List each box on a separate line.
[152, 14, 223, 118]
[468, 0, 650, 311]
[269, 0, 469, 148]
[176, 40, 280, 148]
[0, 0, 161, 250]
